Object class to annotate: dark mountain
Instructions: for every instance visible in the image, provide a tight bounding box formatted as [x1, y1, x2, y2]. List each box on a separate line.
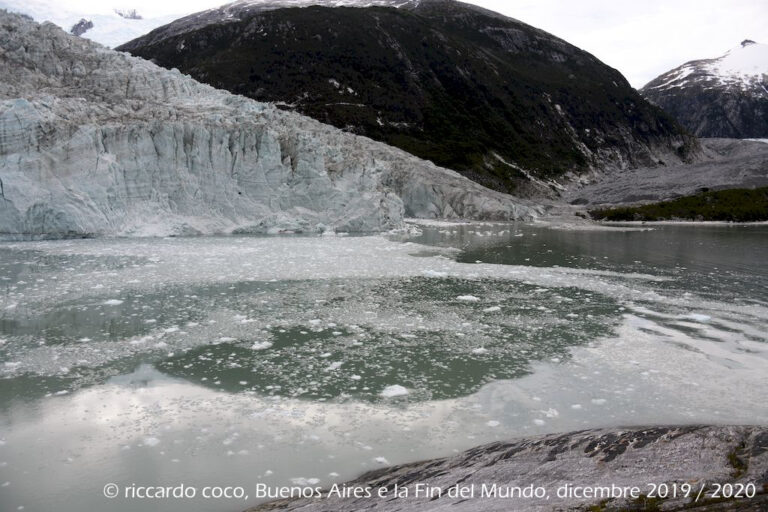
[119, 0, 695, 194]
[641, 40, 768, 139]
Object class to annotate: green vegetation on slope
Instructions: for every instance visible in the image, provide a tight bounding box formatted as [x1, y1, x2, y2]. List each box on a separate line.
[119, 3, 693, 193]
[589, 187, 768, 222]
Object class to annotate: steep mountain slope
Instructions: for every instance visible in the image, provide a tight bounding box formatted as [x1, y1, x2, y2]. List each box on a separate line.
[0, 0, 180, 47]
[118, 0, 695, 195]
[642, 40, 768, 138]
[0, 9, 537, 238]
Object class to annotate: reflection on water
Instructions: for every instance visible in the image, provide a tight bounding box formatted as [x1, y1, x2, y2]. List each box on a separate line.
[0, 224, 766, 512]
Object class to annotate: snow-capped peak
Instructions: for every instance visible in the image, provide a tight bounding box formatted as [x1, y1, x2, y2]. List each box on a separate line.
[710, 40, 768, 79]
[643, 40, 767, 93]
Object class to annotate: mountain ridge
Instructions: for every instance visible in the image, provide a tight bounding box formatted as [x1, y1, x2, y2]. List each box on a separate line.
[119, 0, 696, 195]
[641, 41, 768, 138]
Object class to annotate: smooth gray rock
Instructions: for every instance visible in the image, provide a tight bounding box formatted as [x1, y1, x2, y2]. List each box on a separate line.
[0, 10, 539, 238]
[248, 425, 768, 512]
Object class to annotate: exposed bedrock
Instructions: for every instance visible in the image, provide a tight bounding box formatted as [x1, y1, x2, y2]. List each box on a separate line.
[248, 425, 768, 512]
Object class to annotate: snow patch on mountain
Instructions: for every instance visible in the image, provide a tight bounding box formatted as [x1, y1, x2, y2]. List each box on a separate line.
[645, 40, 768, 94]
[0, 0, 181, 47]
[119, 0, 425, 44]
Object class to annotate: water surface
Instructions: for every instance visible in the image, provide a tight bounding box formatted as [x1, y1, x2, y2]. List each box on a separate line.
[1, 223, 766, 512]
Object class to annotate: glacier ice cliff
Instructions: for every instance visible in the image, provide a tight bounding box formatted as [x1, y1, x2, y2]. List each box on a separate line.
[0, 10, 539, 237]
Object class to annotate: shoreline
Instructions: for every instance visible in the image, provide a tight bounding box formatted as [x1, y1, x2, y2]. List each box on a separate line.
[597, 220, 768, 226]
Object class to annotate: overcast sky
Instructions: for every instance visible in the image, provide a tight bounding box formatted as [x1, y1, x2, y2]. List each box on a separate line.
[63, 0, 768, 88]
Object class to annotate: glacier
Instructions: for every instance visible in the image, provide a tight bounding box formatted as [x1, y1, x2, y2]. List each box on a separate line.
[0, 9, 539, 238]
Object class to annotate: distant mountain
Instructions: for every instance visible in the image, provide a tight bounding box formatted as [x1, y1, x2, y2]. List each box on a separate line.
[642, 40, 768, 138]
[0, 0, 180, 47]
[118, 0, 695, 195]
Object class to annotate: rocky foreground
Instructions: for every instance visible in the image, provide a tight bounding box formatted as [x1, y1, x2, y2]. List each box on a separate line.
[0, 10, 538, 238]
[248, 426, 768, 511]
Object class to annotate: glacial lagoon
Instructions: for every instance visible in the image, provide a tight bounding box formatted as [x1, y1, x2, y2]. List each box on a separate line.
[1, 222, 767, 512]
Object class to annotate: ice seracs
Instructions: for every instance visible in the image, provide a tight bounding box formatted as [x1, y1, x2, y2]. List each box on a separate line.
[0, 10, 538, 238]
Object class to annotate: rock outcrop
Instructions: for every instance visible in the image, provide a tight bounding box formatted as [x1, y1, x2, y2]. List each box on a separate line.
[118, 0, 696, 196]
[248, 425, 768, 512]
[69, 18, 92, 37]
[0, 10, 538, 238]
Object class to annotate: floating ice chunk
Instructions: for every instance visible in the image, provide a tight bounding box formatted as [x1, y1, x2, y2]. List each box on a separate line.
[571, 404, 583, 410]
[422, 270, 447, 278]
[325, 361, 343, 371]
[486, 420, 500, 427]
[472, 347, 489, 355]
[456, 295, 481, 302]
[143, 437, 161, 447]
[103, 299, 123, 306]
[681, 313, 712, 323]
[308, 319, 322, 326]
[130, 336, 152, 345]
[482, 306, 501, 313]
[350, 375, 362, 381]
[4, 362, 21, 369]
[250, 341, 273, 350]
[164, 327, 179, 333]
[374, 457, 390, 464]
[591, 398, 607, 405]
[380, 385, 409, 398]
[218, 337, 236, 342]
[533, 419, 546, 426]
[541, 408, 559, 418]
